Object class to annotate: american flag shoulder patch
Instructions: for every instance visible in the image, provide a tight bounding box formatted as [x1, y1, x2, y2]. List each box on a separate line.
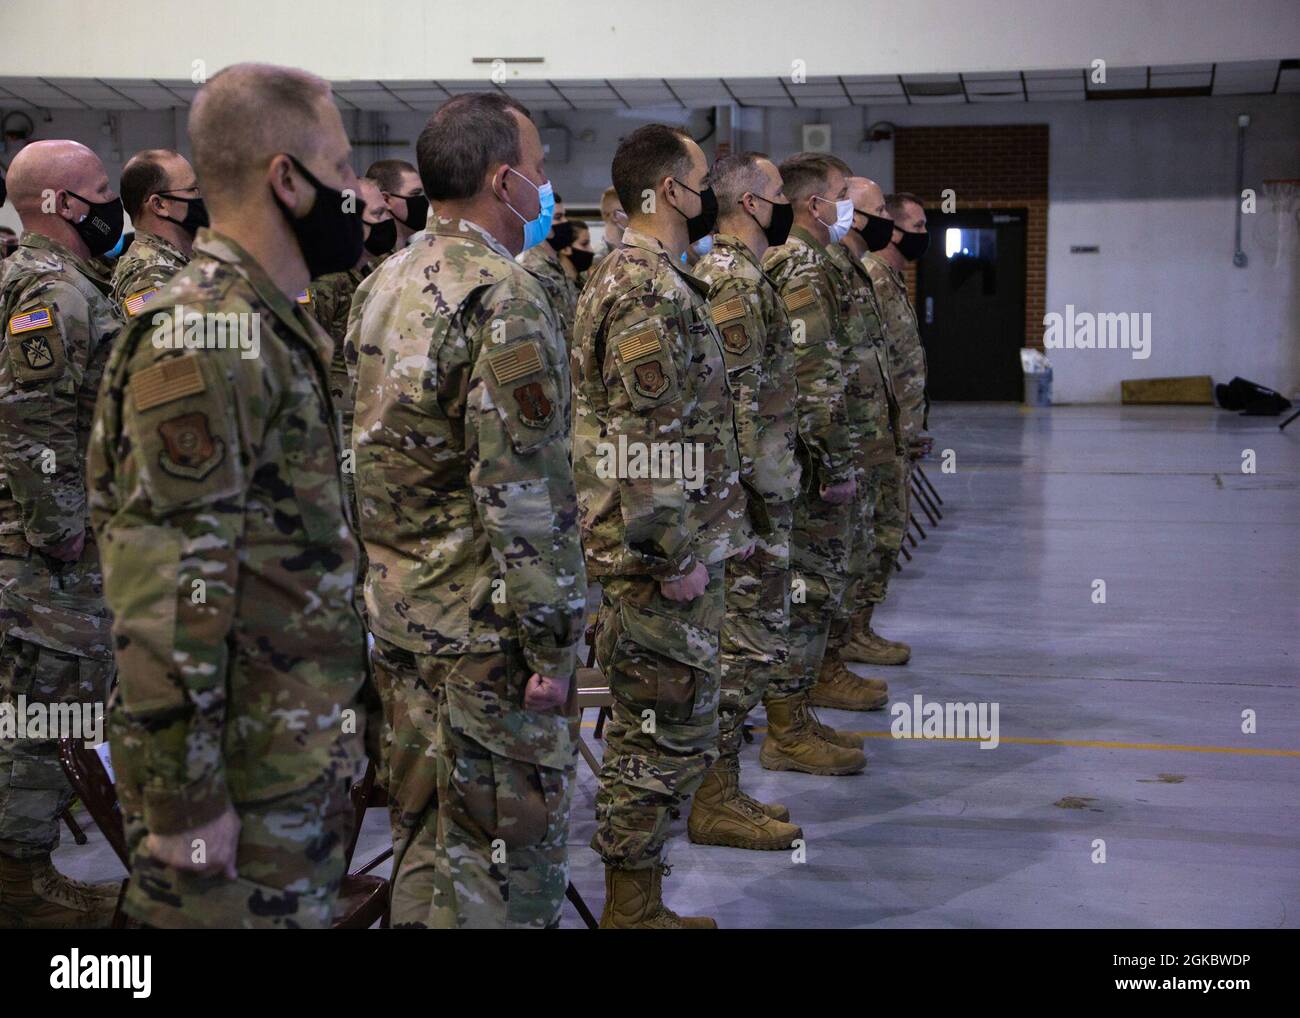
[710, 295, 746, 326]
[130, 356, 207, 412]
[784, 285, 815, 312]
[8, 306, 53, 335]
[487, 341, 543, 385]
[296, 289, 312, 305]
[616, 327, 662, 363]
[123, 287, 160, 318]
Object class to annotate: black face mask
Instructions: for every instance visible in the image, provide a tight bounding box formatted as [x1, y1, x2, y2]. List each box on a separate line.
[748, 193, 793, 247]
[856, 212, 893, 252]
[393, 193, 429, 230]
[65, 191, 125, 257]
[567, 247, 594, 273]
[896, 228, 929, 261]
[364, 217, 397, 256]
[155, 192, 210, 236]
[671, 179, 718, 243]
[274, 154, 364, 279]
[549, 220, 576, 251]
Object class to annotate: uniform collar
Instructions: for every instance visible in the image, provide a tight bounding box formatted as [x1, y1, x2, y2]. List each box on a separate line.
[430, 216, 514, 260]
[789, 223, 828, 253]
[134, 230, 187, 263]
[191, 227, 331, 367]
[18, 231, 107, 291]
[711, 233, 762, 270]
[867, 251, 905, 287]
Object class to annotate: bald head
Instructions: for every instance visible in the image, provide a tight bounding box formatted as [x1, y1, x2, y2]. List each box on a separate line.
[6, 140, 109, 219]
[848, 176, 885, 216]
[189, 63, 341, 213]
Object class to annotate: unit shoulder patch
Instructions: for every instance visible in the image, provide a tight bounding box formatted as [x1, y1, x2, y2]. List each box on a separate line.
[6, 305, 64, 382]
[131, 356, 207, 412]
[156, 411, 225, 481]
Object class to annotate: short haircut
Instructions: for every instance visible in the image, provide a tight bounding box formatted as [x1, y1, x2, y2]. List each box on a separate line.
[567, 218, 589, 233]
[120, 149, 179, 220]
[599, 185, 622, 217]
[189, 63, 332, 206]
[366, 159, 417, 194]
[885, 191, 924, 220]
[416, 93, 531, 202]
[778, 153, 841, 203]
[611, 124, 692, 216]
[711, 151, 771, 214]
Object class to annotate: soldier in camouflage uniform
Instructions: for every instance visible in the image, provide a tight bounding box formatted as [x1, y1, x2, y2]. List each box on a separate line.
[110, 150, 206, 318]
[573, 125, 753, 928]
[518, 221, 579, 350]
[88, 65, 372, 928]
[759, 155, 878, 769]
[859, 190, 931, 663]
[816, 167, 902, 704]
[302, 174, 395, 588]
[349, 94, 585, 929]
[688, 152, 805, 851]
[0, 140, 124, 928]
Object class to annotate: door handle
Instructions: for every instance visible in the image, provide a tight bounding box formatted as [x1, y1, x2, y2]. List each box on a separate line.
[924, 296, 934, 325]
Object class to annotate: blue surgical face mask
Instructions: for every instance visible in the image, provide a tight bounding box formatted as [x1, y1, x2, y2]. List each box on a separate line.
[691, 234, 714, 257]
[814, 194, 855, 243]
[505, 167, 554, 251]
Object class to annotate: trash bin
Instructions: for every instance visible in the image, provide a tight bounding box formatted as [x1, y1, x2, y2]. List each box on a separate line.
[1021, 348, 1053, 407]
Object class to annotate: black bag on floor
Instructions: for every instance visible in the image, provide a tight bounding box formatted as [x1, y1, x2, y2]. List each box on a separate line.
[1214, 377, 1293, 416]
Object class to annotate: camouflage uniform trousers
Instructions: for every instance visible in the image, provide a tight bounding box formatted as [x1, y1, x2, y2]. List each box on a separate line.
[118, 766, 357, 929]
[839, 464, 886, 622]
[591, 561, 725, 869]
[0, 631, 113, 860]
[373, 639, 575, 929]
[719, 502, 794, 756]
[770, 492, 853, 698]
[862, 456, 909, 607]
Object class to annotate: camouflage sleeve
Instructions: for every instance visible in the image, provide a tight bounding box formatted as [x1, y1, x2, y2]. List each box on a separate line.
[93, 337, 257, 834]
[705, 280, 762, 494]
[600, 293, 695, 580]
[466, 291, 586, 679]
[0, 280, 90, 550]
[769, 261, 854, 488]
[112, 259, 174, 308]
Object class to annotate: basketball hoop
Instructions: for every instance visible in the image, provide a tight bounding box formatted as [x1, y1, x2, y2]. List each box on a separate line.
[1259, 179, 1300, 268]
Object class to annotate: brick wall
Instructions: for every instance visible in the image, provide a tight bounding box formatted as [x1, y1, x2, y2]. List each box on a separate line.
[893, 125, 1049, 350]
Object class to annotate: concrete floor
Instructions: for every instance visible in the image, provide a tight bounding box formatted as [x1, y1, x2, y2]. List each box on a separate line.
[58, 403, 1300, 928]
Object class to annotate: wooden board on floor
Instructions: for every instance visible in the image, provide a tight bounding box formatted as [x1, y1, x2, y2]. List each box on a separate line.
[1121, 375, 1214, 404]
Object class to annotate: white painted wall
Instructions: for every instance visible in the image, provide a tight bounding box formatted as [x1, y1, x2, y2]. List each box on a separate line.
[1, 0, 1297, 80]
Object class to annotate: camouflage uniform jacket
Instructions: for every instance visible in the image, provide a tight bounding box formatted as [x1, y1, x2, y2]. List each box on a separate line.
[864, 252, 928, 441]
[692, 233, 801, 517]
[110, 231, 189, 319]
[303, 255, 386, 419]
[519, 242, 578, 351]
[0, 233, 120, 658]
[87, 228, 368, 834]
[347, 217, 586, 688]
[761, 225, 855, 492]
[824, 241, 900, 464]
[572, 225, 751, 581]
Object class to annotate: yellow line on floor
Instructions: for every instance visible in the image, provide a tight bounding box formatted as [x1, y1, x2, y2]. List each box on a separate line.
[578, 722, 1300, 757]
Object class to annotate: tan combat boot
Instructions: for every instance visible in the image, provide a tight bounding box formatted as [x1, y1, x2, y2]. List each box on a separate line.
[0, 853, 116, 929]
[805, 702, 865, 750]
[840, 607, 911, 665]
[599, 863, 717, 929]
[688, 755, 802, 850]
[810, 651, 889, 711]
[760, 693, 867, 775]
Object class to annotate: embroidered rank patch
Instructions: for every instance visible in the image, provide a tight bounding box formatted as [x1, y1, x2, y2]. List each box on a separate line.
[785, 285, 815, 312]
[8, 306, 52, 335]
[131, 357, 206, 412]
[157, 411, 225, 481]
[296, 289, 312, 305]
[616, 328, 662, 363]
[488, 342, 543, 385]
[123, 287, 160, 318]
[711, 295, 746, 326]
